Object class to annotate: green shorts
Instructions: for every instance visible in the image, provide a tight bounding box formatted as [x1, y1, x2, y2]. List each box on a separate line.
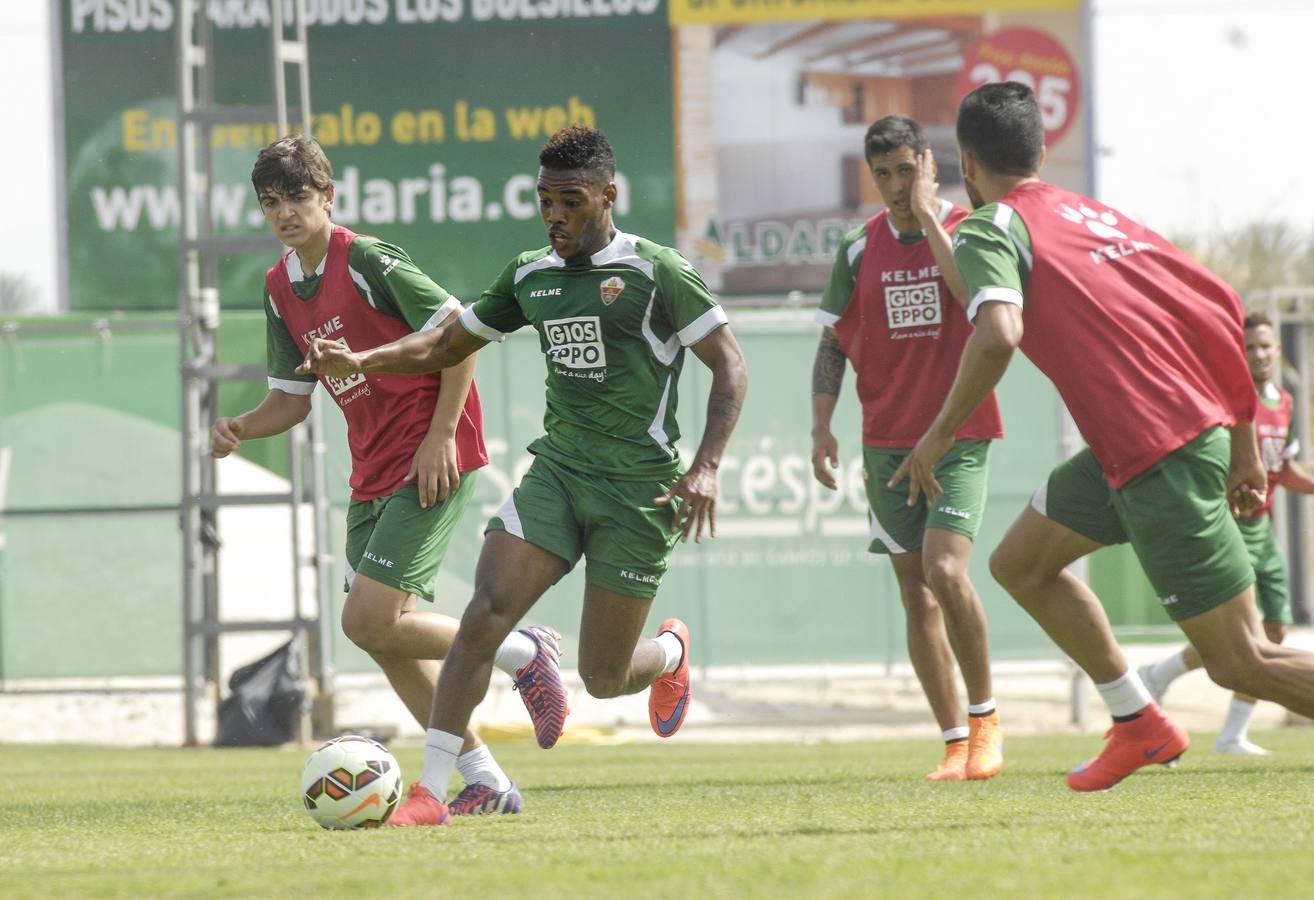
[1034, 427, 1253, 622]
[343, 473, 477, 601]
[862, 440, 991, 554]
[1238, 514, 1292, 625]
[486, 454, 680, 599]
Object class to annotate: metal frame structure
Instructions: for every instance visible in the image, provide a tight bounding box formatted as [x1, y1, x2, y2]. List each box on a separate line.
[177, 2, 334, 746]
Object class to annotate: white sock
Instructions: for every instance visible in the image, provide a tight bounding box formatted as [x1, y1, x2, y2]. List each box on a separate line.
[1096, 670, 1153, 718]
[493, 630, 536, 675]
[942, 726, 969, 742]
[1147, 650, 1190, 687]
[655, 631, 684, 674]
[419, 728, 463, 800]
[968, 699, 997, 716]
[455, 744, 512, 792]
[1219, 696, 1258, 744]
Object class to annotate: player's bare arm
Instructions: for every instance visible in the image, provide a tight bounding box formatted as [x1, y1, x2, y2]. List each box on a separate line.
[1227, 421, 1268, 516]
[405, 309, 478, 508]
[910, 150, 968, 308]
[1279, 457, 1314, 494]
[655, 324, 748, 543]
[889, 301, 1022, 504]
[210, 389, 313, 458]
[810, 326, 847, 490]
[297, 316, 487, 378]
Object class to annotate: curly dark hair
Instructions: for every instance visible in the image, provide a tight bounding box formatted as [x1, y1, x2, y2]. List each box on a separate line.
[539, 125, 616, 179]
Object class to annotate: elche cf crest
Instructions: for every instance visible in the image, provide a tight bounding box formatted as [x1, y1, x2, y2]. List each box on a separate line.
[600, 276, 625, 306]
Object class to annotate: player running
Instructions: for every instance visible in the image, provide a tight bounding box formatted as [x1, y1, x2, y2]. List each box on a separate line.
[298, 125, 748, 826]
[1140, 312, 1314, 754]
[811, 115, 1003, 782]
[893, 82, 1314, 792]
[212, 135, 567, 816]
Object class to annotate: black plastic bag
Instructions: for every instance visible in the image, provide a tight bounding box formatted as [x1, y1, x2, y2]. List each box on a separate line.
[214, 639, 306, 746]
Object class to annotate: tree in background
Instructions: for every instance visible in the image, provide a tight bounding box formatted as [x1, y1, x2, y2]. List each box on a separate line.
[0, 272, 40, 313]
[1174, 222, 1314, 296]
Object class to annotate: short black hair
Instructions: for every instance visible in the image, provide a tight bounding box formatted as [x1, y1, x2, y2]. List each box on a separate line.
[251, 134, 333, 196]
[956, 82, 1043, 177]
[864, 115, 928, 163]
[1244, 311, 1274, 330]
[539, 125, 616, 179]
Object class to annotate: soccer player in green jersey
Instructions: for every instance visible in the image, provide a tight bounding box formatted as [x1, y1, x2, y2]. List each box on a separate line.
[299, 125, 749, 826]
[212, 135, 568, 817]
[811, 116, 1003, 782]
[1140, 312, 1314, 754]
[893, 82, 1314, 792]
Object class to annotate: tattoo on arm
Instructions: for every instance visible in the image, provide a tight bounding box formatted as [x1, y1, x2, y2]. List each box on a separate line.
[812, 329, 846, 395]
[707, 387, 743, 424]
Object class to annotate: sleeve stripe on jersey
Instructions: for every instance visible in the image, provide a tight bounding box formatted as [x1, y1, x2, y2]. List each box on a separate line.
[269, 376, 315, 395]
[990, 202, 1033, 271]
[846, 234, 866, 269]
[421, 296, 463, 331]
[1286, 439, 1301, 460]
[514, 254, 564, 286]
[459, 306, 506, 343]
[349, 266, 378, 310]
[815, 309, 840, 328]
[677, 306, 729, 347]
[267, 292, 281, 319]
[642, 292, 682, 366]
[966, 287, 1024, 323]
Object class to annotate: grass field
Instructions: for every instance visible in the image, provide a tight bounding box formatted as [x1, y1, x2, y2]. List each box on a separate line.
[1, 731, 1311, 899]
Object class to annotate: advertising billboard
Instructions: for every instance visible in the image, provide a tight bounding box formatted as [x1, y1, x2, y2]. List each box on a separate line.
[56, 1, 676, 311]
[669, 1, 1087, 297]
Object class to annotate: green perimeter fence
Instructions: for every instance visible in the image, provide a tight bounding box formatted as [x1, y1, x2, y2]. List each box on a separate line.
[0, 311, 1174, 681]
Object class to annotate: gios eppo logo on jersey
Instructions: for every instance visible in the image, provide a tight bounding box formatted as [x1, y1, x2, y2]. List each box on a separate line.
[884, 282, 942, 329]
[544, 316, 607, 369]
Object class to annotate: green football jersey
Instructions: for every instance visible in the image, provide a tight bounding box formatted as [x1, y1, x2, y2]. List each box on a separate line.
[265, 234, 459, 393]
[462, 230, 728, 479]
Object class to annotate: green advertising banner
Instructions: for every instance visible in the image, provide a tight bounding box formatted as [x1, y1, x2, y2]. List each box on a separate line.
[57, 0, 675, 311]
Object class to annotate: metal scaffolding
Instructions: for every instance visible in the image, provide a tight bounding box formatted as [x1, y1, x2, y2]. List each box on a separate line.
[177, 1, 335, 746]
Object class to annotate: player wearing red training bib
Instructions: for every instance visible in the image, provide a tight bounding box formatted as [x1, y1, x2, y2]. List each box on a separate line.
[894, 82, 1314, 793]
[811, 115, 1004, 783]
[210, 136, 568, 818]
[1140, 313, 1314, 754]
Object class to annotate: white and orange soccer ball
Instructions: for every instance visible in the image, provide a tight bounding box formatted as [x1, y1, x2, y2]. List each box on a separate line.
[300, 735, 403, 830]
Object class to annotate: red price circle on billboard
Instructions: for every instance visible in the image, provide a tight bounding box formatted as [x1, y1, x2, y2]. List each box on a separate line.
[956, 27, 1081, 148]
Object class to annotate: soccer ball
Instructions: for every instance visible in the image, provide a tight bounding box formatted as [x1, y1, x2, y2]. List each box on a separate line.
[301, 735, 403, 830]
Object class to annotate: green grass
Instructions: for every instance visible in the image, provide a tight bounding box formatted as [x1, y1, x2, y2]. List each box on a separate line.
[1, 731, 1311, 898]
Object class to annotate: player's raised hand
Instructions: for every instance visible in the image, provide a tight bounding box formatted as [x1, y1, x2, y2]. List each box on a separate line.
[296, 337, 361, 378]
[811, 428, 840, 490]
[910, 149, 941, 228]
[210, 416, 245, 458]
[655, 462, 718, 543]
[888, 428, 952, 507]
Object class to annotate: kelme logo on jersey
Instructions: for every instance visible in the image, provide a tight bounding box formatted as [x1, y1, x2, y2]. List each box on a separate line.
[884, 282, 942, 330]
[545, 316, 607, 369]
[599, 276, 625, 306]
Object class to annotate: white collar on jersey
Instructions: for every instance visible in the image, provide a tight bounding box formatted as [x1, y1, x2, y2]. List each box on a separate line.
[885, 198, 954, 241]
[548, 229, 634, 267]
[1262, 381, 1280, 401]
[284, 244, 330, 282]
